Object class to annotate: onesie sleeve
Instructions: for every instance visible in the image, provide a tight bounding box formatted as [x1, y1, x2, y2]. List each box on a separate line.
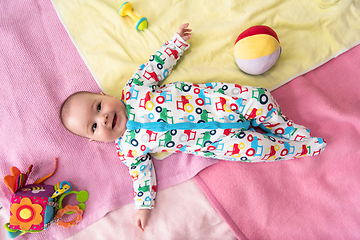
[115, 138, 156, 209]
[124, 33, 190, 91]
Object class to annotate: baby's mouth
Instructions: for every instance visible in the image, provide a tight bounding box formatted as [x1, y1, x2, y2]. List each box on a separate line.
[112, 114, 117, 129]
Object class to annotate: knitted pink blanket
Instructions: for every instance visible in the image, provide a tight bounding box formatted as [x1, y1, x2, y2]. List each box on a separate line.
[0, 1, 215, 239]
[195, 44, 360, 239]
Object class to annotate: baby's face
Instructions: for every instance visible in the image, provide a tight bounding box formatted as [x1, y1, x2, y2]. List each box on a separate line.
[63, 92, 127, 142]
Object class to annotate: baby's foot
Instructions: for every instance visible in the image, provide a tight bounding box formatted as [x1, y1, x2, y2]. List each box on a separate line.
[280, 122, 311, 141]
[262, 121, 311, 141]
[293, 137, 326, 158]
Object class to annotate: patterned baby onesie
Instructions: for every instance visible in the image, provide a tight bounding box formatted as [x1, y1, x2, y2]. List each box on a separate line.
[115, 33, 326, 209]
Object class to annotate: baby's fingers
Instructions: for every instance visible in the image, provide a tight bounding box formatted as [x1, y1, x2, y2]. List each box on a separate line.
[178, 23, 192, 41]
[178, 23, 190, 31]
[136, 218, 145, 232]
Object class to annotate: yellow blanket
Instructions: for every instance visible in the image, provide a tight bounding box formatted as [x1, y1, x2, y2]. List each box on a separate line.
[52, 0, 360, 158]
[52, 0, 360, 94]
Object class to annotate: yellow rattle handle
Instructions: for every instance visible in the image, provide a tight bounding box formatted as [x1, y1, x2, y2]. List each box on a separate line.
[118, 2, 148, 31]
[51, 184, 70, 198]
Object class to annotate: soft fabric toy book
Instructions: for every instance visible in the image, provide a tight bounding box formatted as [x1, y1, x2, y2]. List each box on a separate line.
[3, 160, 89, 239]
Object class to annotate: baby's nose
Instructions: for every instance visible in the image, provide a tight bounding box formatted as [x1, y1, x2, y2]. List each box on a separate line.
[102, 114, 108, 126]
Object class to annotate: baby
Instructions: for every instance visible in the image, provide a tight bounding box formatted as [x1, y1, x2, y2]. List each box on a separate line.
[60, 23, 326, 231]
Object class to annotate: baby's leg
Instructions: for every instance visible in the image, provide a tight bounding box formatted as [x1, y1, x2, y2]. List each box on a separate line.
[194, 130, 326, 162]
[229, 86, 311, 141]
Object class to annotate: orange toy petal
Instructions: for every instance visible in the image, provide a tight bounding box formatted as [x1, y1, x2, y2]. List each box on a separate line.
[31, 213, 43, 226]
[19, 222, 33, 231]
[3, 167, 21, 194]
[10, 203, 21, 215]
[9, 214, 21, 225]
[20, 198, 32, 206]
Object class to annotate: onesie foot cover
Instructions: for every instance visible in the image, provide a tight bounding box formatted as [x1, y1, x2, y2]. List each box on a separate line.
[273, 122, 312, 142]
[256, 135, 326, 162]
[298, 136, 326, 158]
[260, 127, 326, 160]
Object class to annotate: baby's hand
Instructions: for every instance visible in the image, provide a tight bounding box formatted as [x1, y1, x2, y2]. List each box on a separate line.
[177, 23, 192, 41]
[135, 209, 151, 232]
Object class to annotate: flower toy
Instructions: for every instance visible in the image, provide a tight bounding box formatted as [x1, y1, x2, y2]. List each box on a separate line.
[2, 159, 89, 239]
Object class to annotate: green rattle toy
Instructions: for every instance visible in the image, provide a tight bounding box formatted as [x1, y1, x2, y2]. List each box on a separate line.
[118, 2, 148, 31]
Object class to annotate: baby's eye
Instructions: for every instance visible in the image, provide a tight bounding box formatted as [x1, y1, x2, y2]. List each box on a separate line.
[97, 103, 101, 112]
[92, 123, 97, 132]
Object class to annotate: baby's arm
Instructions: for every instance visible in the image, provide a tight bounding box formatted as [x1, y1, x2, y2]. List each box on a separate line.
[126, 24, 191, 90]
[115, 138, 156, 231]
[117, 152, 155, 231]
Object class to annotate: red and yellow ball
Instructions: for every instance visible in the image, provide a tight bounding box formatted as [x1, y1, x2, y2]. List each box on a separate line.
[234, 25, 281, 75]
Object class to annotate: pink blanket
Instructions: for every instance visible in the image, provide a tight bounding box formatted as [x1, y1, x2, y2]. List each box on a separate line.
[195, 43, 360, 239]
[0, 1, 215, 239]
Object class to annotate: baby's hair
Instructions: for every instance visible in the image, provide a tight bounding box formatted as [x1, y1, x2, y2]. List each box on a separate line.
[59, 91, 93, 134]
